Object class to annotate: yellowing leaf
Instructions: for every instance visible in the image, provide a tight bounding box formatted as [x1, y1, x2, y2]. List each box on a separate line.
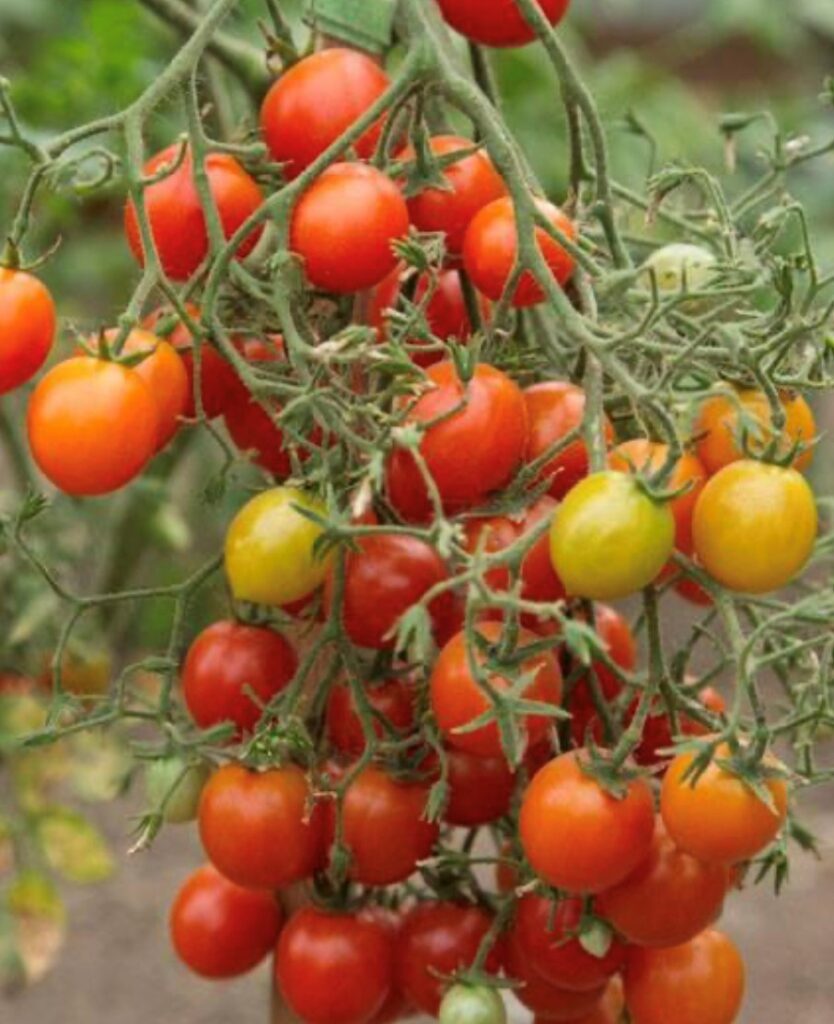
[35, 809, 115, 884]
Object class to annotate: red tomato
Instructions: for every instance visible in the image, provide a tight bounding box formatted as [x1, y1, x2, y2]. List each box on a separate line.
[513, 895, 625, 992]
[463, 196, 576, 307]
[117, 328, 189, 449]
[437, 0, 571, 48]
[462, 513, 522, 593]
[430, 622, 562, 759]
[124, 145, 263, 281]
[169, 864, 283, 979]
[504, 931, 607, 1021]
[181, 620, 297, 736]
[261, 48, 390, 179]
[444, 747, 516, 826]
[520, 749, 655, 894]
[524, 382, 614, 500]
[624, 929, 745, 1024]
[0, 268, 56, 394]
[326, 678, 416, 755]
[27, 356, 157, 496]
[276, 906, 395, 1024]
[386, 361, 529, 519]
[198, 763, 324, 889]
[291, 162, 409, 293]
[543, 977, 625, 1024]
[399, 135, 506, 253]
[568, 604, 637, 738]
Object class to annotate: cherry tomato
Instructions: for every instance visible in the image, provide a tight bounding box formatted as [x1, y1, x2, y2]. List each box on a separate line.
[545, 976, 624, 1024]
[261, 48, 390, 179]
[692, 460, 817, 593]
[430, 622, 562, 759]
[640, 243, 716, 297]
[504, 931, 607, 1021]
[224, 486, 333, 606]
[439, 983, 507, 1024]
[386, 361, 529, 519]
[436, 0, 571, 48]
[291, 162, 409, 293]
[494, 840, 520, 894]
[660, 741, 788, 865]
[624, 929, 745, 1024]
[462, 514, 522, 593]
[276, 905, 395, 1024]
[550, 472, 675, 600]
[124, 145, 263, 281]
[198, 763, 324, 889]
[444, 747, 516, 826]
[0, 268, 56, 394]
[326, 678, 416, 755]
[520, 749, 655, 893]
[144, 755, 210, 824]
[117, 328, 189, 449]
[568, 603, 637, 727]
[463, 196, 576, 307]
[27, 356, 158, 496]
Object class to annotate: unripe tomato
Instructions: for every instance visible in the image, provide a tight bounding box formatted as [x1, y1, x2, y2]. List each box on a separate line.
[660, 742, 788, 865]
[399, 135, 506, 254]
[692, 460, 817, 593]
[0, 268, 56, 394]
[504, 931, 607, 1020]
[169, 864, 283, 979]
[436, 0, 571, 48]
[27, 356, 158, 495]
[117, 328, 189, 449]
[224, 486, 333, 606]
[144, 755, 210, 824]
[640, 243, 716, 296]
[519, 749, 655, 893]
[550, 472, 675, 600]
[291, 162, 409, 293]
[326, 678, 416, 755]
[124, 145, 263, 281]
[439, 984, 507, 1024]
[624, 929, 745, 1024]
[444, 747, 516, 826]
[463, 196, 576, 307]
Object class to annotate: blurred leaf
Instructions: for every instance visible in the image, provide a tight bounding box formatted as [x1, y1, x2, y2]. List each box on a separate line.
[35, 809, 114, 884]
[6, 870, 65, 922]
[69, 730, 132, 803]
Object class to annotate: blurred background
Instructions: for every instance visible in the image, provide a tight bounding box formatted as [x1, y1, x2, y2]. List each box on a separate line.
[1, 0, 834, 1020]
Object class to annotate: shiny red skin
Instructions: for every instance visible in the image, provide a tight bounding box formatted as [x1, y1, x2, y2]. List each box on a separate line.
[0, 269, 56, 394]
[291, 162, 409, 293]
[116, 329, 189, 451]
[260, 49, 390, 179]
[386, 360, 529, 519]
[169, 864, 283, 979]
[504, 932, 607, 1021]
[568, 604, 637, 742]
[275, 906, 395, 1024]
[182, 620, 297, 736]
[326, 678, 416, 755]
[124, 145, 263, 281]
[444, 747, 516, 826]
[437, 0, 571, 48]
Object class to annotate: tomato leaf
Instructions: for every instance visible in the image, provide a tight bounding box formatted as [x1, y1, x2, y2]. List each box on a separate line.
[35, 808, 115, 884]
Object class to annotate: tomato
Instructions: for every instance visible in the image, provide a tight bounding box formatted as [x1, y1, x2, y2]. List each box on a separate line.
[182, 620, 297, 736]
[660, 741, 788, 865]
[169, 864, 283, 979]
[395, 902, 502, 1015]
[224, 486, 333, 606]
[430, 622, 562, 759]
[198, 763, 325, 889]
[326, 678, 416, 755]
[520, 749, 655, 893]
[41, 649, 112, 698]
[124, 145, 263, 281]
[436, 0, 571, 48]
[568, 603, 637, 726]
[694, 388, 815, 474]
[550, 472, 675, 600]
[692, 460, 817, 593]
[504, 932, 607, 1021]
[386, 361, 528, 519]
[116, 328, 189, 449]
[324, 532, 455, 650]
[27, 356, 158, 496]
[291, 162, 409, 293]
[640, 243, 716, 296]
[261, 49, 389, 179]
[463, 196, 576, 307]
[524, 382, 615, 500]
[144, 755, 210, 824]
[462, 514, 522, 593]
[276, 906, 395, 1024]
[0, 268, 56, 394]
[624, 929, 745, 1024]
[546, 977, 625, 1024]
[494, 840, 519, 894]
[444, 747, 516, 826]
[439, 983, 507, 1024]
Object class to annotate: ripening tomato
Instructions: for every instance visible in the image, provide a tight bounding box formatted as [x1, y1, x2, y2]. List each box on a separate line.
[436, 0, 571, 48]
[326, 678, 416, 755]
[463, 196, 576, 307]
[520, 749, 655, 893]
[0, 268, 56, 394]
[169, 864, 283, 979]
[624, 929, 745, 1024]
[291, 162, 409, 293]
[504, 932, 607, 1021]
[117, 328, 189, 449]
[198, 763, 324, 889]
[513, 895, 625, 992]
[439, 984, 506, 1024]
[597, 818, 728, 948]
[181, 620, 297, 736]
[660, 742, 788, 865]
[124, 145, 263, 281]
[694, 388, 815, 474]
[386, 361, 528, 519]
[524, 382, 614, 500]
[224, 486, 332, 606]
[27, 356, 158, 496]
[144, 755, 210, 824]
[692, 460, 817, 594]
[444, 747, 516, 826]
[430, 622, 562, 759]
[276, 906, 395, 1024]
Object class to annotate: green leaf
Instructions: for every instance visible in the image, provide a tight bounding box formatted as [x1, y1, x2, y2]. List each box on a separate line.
[578, 916, 614, 959]
[35, 809, 115, 884]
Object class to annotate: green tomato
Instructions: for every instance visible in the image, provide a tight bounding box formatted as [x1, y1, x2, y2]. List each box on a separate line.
[640, 243, 716, 295]
[439, 984, 507, 1024]
[144, 756, 210, 824]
